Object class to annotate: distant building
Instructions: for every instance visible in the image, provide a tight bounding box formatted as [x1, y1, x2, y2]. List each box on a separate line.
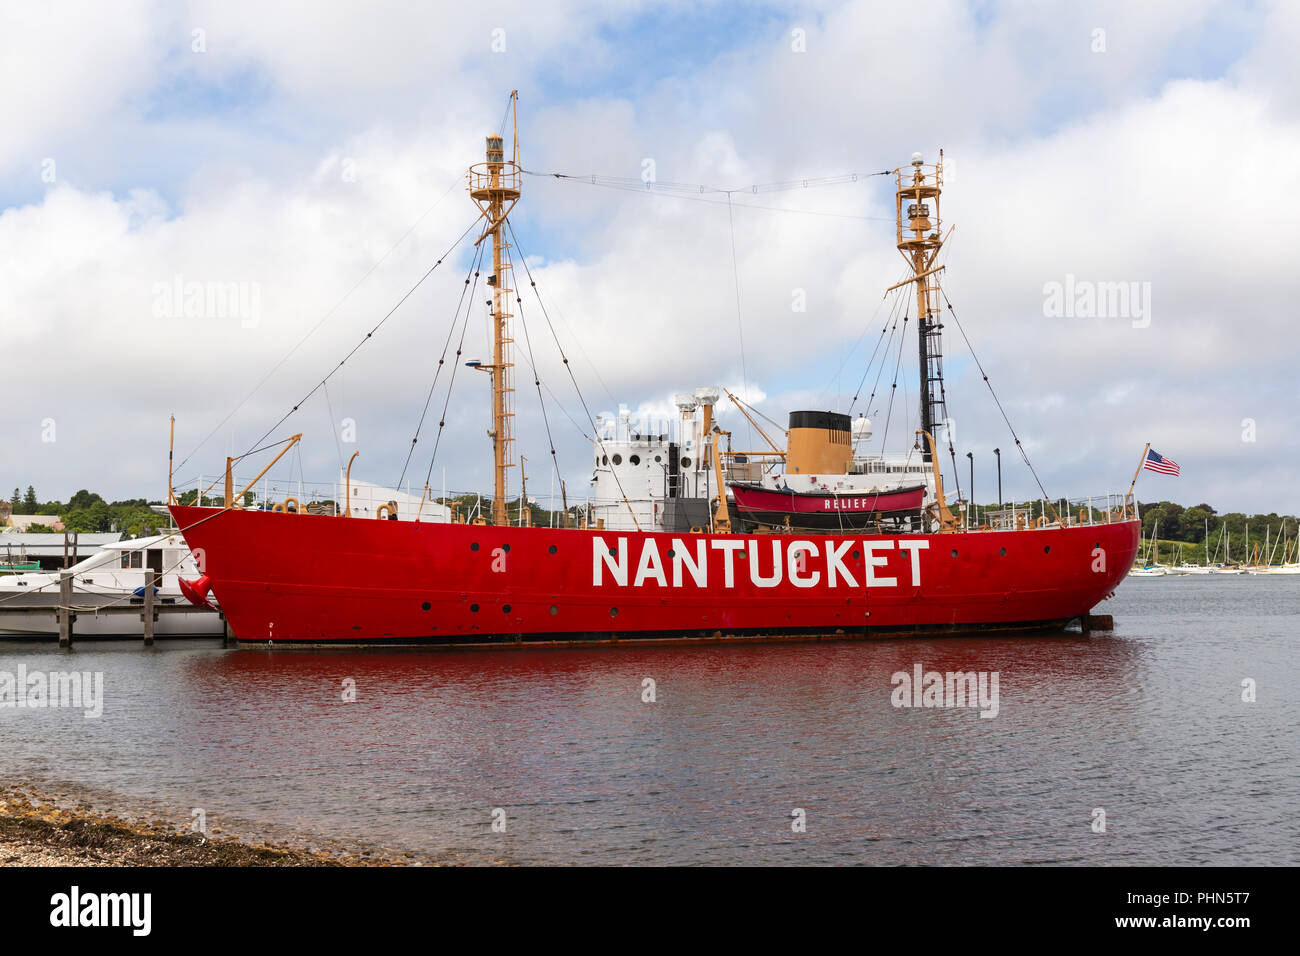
[0, 532, 121, 570]
[4, 513, 65, 532]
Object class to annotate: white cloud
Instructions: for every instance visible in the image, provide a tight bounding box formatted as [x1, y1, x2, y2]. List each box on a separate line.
[2, 0, 1296, 514]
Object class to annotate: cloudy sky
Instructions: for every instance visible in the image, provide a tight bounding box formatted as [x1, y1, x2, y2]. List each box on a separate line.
[2, 0, 1297, 515]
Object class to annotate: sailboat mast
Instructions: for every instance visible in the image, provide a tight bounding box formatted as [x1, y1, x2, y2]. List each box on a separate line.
[469, 91, 521, 525]
[893, 151, 948, 462]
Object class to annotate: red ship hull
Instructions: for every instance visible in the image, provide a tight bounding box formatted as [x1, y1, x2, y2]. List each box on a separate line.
[171, 505, 1138, 646]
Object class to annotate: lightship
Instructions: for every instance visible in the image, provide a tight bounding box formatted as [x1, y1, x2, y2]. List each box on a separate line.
[172, 94, 1139, 646]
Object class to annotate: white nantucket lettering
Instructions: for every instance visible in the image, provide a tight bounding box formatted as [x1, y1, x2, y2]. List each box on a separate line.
[592, 536, 628, 586]
[788, 541, 820, 587]
[633, 538, 667, 586]
[862, 540, 896, 587]
[827, 539, 858, 588]
[710, 539, 746, 587]
[749, 539, 783, 587]
[897, 539, 929, 586]
[671, 538, 707, 587]
[588, 536, 915, 589]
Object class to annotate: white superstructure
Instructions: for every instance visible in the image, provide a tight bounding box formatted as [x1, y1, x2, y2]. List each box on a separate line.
[588, 387, 939, 532]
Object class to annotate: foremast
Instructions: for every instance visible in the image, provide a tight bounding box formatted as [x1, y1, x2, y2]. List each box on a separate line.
[468, 91, 522, 526]
[892, 152, 948, 463]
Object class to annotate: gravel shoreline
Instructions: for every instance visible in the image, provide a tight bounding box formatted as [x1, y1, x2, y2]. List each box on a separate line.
[0, 785, 408, 866]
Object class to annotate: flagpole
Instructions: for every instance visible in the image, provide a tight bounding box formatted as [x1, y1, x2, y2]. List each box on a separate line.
[1124, 442, 1151, 517]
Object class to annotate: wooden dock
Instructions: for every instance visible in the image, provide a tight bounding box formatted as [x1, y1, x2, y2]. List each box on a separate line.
[0, 571, 228, 646]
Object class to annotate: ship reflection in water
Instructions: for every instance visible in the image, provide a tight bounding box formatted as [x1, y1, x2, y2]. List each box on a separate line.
[1, 578, 1295, 865]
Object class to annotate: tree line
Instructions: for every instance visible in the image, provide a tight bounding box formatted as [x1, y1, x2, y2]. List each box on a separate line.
[7, 487, 166, 537]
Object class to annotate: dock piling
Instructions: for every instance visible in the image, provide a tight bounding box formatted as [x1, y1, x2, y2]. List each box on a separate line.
[58, 571, 75, 648]
[142, 570, 158, 646]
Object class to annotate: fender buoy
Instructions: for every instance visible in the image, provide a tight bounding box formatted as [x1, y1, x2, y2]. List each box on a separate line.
[179, 575, 215, 610]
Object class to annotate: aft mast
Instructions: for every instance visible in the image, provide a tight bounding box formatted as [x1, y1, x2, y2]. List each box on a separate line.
[468, 91, 522, 526]
[892, 152, 948, 462]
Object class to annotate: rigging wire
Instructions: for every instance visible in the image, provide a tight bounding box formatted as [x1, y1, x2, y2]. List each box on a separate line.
[725, 193, 754, 451]
[849, 288, 906, 417]
[420, 248, 486, 492]
[176, 174, 469, 473]
[822, 279, 900, 410]
[396, 244, 485, 490]
[236, 217, 482, 466]
[524, 174, 896, 221]
[323, 380, 344, 473]
[937, 283, 1055, 507]
[507, 221, 642, 530]
[508, 244, 564, 494]
[523, 167, 892, 196]
[878, 313, 909, 452]
[862, 304, 904, 449]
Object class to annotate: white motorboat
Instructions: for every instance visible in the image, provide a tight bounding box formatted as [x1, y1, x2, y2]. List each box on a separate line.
[0, 533, 221, 636]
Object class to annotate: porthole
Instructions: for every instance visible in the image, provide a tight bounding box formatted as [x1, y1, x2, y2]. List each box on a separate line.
[667, 548, 676, 558]
[612, 454, 623, 465]
[502, 604, 512, 613]
[654, 455, 662, 463]
[681, 456, 691, 468]
[549, 605, 558, 615]
[548, 545, 557, 554]
[999, 548, 1007, 557]
[602, 455, 608, 465]
[608, 546, 617, 557]
[630, 454, 641, 466]
[421, 601, 431, 611]
[470, 603, 480, 613]
[610, 607, 619, 618]
[951, 549, 958, 558]
[470, 542, 480, 552]
[1043, 546, 1051, 554]
[852, 550, 861, 560]
[503, 543, 511, 552]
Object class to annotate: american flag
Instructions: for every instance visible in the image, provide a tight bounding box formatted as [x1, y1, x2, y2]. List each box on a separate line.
[1143, 448, 1180, 476]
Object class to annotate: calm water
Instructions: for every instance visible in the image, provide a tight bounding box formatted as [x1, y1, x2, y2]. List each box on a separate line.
[1, 576, 1295, 865]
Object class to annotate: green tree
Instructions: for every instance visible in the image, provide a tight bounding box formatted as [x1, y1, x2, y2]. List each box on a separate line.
[62, 501, 114, 533]
[22, 486, 37, 512]
[67, 489, 105, 511]
[1183, 506, 1210, 543]
[9, 488, 20, 515]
